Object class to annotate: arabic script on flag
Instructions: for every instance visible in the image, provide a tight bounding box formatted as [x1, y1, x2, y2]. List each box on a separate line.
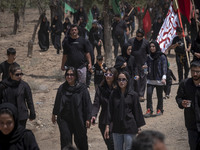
[157, 2, 180, 52]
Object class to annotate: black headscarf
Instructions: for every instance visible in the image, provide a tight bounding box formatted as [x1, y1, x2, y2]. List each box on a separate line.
[149, 40, 162, 59]
[0, 103, 25, 149]
[121, 43, 132, 59]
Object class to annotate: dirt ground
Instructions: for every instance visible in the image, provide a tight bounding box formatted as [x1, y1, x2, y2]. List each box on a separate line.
[0, 9, 190, 150]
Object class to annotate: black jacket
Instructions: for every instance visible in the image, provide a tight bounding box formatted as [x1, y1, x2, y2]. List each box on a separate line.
[109, 88, 145, 134]
[176, 78, 198, 130]
[92, 84, 113, 126]
[53, 82, 92, 125]
[0, 79, 36, 121]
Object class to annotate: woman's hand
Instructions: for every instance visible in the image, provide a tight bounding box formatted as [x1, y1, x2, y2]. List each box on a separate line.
[52, 115, 57, 124]
[104, 125, 110, 139]
[86, 120, 91, 128]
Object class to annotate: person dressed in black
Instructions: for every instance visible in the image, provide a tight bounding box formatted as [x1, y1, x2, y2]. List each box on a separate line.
[144, 41, 167, 118]
[61, 24, 92, 84]
[191, 30, 200, 61]
[77, 16, 87, 38]
[91, 5, 100, 20]
[176, 61, 200, 150]
[163, 63, 176, 99]
[0, 48, 20, 81]
[128, 29, 149, 102]
[38, 16, 50, 52]
[51, 14, 63, 54]
[0, 103, 39, 150]
[76, 7, 87, 24]
[52, 67, 92, 150]
[0, 64, 36, 128]
[63, 17, 71, 36]
[167, 27, 191, 83]
[91, 67, 118, 150]
[112, 14, 129, 58]
[105, 71, 145, 150]
[93, 55, 107, 90]
[89, 20, 103, 56]
[151, 16, 163, 40]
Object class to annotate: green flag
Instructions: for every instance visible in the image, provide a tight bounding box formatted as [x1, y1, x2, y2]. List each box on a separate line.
[65, 3, 76, 13]
[85, 10, 93, 31]
[112, 0, 121, 15]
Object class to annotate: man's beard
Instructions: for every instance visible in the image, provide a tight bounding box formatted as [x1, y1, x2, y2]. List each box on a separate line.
[192, 76, 200, 81]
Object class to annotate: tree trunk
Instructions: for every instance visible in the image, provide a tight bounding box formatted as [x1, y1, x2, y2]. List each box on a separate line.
[103, 1, 113, 67]
[21, 0, 27, 28]
[27, 12, 45, 57]
[13, 11, 20, 34]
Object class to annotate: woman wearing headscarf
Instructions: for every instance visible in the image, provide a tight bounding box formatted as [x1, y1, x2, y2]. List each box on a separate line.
[0, 103, 39, 150]
[51, 14, 63, 54]
[52, 67, 92, 150]
[105, 71, 145, 150]
[38, 16, 50, 51]
[144, 41, 168, 118]
[91, 67, 118, 150]
[0, 64, 36, 128]
[114, 43, 139, 86]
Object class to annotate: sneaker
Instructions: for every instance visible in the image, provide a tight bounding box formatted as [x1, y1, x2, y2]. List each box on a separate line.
[139, 97, 145, 102]
[144, 109, 153, 118]
[156, 109, 163, 116]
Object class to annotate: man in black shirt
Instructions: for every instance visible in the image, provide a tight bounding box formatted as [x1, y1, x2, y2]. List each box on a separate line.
[112, 14, 129, 58]
[128, 29, 149, 102]
[61, 24, 92, 84]
[167, 27, 191, 83]
[176, 61, 200, 150]
[0, 48, 20, 81]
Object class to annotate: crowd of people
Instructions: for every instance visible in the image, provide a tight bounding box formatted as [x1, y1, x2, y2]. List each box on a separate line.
[1, 0, 200, 150]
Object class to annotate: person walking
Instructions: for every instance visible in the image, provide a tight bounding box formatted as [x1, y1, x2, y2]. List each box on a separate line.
[105, 71, 145, 150]
[0, 64, 36, 128]
[176, 61, 200, 150]
[91, 67, 118, 150]
[144, 41, 168, 118]
[52, 67, 92, 150]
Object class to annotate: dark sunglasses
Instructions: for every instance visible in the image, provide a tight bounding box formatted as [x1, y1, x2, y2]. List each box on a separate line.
[66, 73, 75, 76]
[104, 73, 113, 77]
[137, 35, 143, 38]
[117, 78, 127, 82]
[14, 73, 24, 77]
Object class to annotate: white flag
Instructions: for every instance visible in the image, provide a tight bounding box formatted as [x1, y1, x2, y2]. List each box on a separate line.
[157, 1, 180, 52]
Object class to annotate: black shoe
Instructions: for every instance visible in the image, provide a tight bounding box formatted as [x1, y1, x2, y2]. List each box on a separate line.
[57, 49, 60, 54]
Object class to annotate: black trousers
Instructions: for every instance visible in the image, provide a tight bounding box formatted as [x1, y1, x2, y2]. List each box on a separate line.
[164, 83, 172, 96]
[187, 130, 200, 150]
[175, 53, 189, 83]
[113, 35, 125, 58]
[99, 124, 114, 150]
[57, 117, 88, 150]
[134, 73, 147, 98]
[146, 84, 164, 112]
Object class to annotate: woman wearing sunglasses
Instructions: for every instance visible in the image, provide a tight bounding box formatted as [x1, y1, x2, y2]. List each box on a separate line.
[0, 64, 36, 128]
[91, 67, 118, 150]
[52, 67, 92, 150]
[105, 71, 145, 150]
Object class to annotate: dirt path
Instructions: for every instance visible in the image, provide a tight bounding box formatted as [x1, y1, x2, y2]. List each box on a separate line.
[0, 9, 189, 150]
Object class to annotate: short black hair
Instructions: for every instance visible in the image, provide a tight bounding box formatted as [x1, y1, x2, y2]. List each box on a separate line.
[7, 48, 16, 55]
[136, 29, 144, 36]
[191, 60, 200, 68]
[131, 130, 165, 150]
[96, 55, 103, 60]
[176, 27, 183, 33]
[9, 64, 21, 75]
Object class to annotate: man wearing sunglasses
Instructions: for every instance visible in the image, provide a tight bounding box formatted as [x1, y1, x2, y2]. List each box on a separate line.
[128, 29, 149, 102]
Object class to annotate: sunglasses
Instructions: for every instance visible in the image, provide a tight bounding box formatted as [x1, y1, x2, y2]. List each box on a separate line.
[14, 73, 23, 77]
[137, 35, 143, 38]
[117, 78, 127, 82]
[104, 73, 113, 77]
[66, 73, 75, 76]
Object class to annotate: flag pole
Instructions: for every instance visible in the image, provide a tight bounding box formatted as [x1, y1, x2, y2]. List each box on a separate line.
[174, 0, 190, 68]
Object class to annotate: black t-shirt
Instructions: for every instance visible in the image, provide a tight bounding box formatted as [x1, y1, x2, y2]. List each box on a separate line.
[94, 63, 107, 84]
[63, 36, 90, 69]
[112, 20, 127, 37]
[172, 36, 191, 54]
[0, 61, 20, 80]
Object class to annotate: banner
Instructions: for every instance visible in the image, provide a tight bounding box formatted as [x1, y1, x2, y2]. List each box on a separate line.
[178, 0, 191, 23]
[65, 3, 76, 13]
[112, 0, 121, 14]
[85, 10, 93, 31]
[157, 1, 180, 52]
[143, 10, 152, 38]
